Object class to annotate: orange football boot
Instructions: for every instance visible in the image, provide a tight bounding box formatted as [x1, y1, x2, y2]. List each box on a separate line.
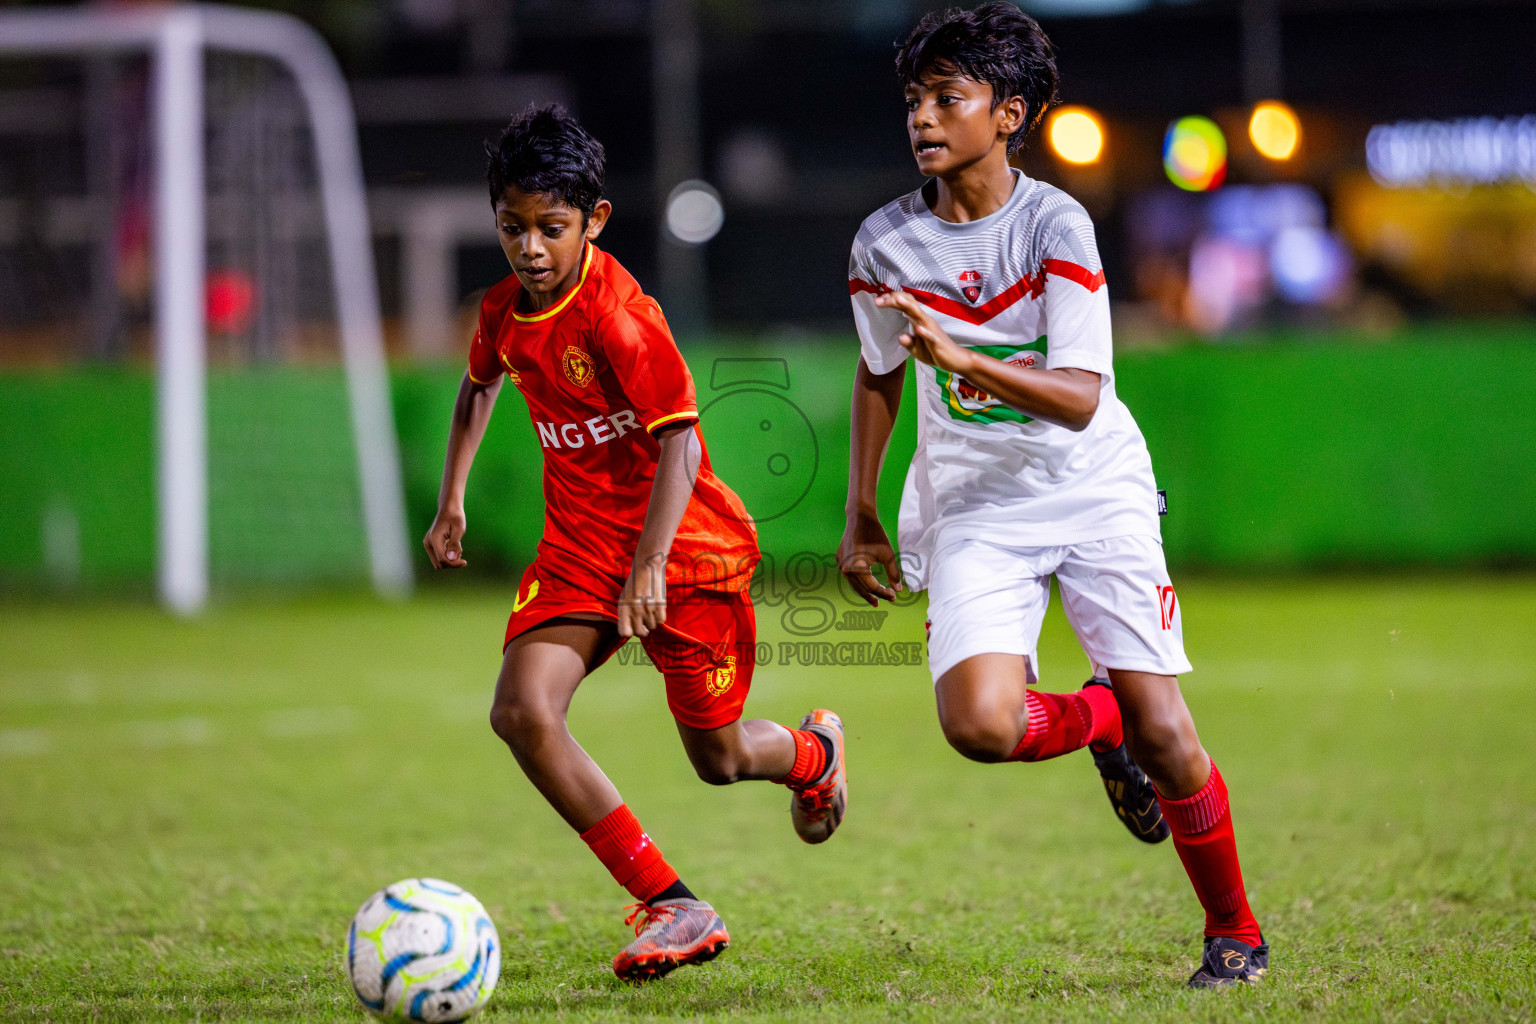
[611, 898, 729, 982]
[790, 709, 847, 844]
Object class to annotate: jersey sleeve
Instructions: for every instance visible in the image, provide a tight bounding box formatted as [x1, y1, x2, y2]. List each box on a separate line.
[466, 300, 502, 384]
[849, 234, 911, 375]
[1038, 203, 1114, 379]
[598, 297, 699, 435]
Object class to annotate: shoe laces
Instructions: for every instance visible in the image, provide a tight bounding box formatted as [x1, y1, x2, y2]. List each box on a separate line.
[623, 902, 676, 938]
[796, 778, 835, 814]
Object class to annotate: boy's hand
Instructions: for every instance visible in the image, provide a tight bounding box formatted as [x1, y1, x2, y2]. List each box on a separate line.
[875, 290, 973, 375]
[838, 513, 904, 607]
[618, 554, 667, 638]
[423, 507, 468, 568]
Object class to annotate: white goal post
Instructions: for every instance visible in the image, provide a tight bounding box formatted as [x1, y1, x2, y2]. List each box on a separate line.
[0, 4, 413, 613]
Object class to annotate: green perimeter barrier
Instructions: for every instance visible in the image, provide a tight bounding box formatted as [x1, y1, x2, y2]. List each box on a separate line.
[3, 324, 1534, 591]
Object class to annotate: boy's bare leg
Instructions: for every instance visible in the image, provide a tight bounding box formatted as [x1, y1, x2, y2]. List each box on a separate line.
[676, 712, 848, 845]
[489, 617, 624, 831]
[490, 616, 729, 981]
[935, 653, 1121, 762]
[1108, 670, 1264, 959]
[934, 653, 1031, 761]
[674, 720, 796, 784]
[936, 653, 1168, 841]
[1104, 670, 1207, 798]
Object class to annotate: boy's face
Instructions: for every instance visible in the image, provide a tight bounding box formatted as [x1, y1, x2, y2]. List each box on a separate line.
[904, 72, 1026, 178]
[495, 187, 610, 299]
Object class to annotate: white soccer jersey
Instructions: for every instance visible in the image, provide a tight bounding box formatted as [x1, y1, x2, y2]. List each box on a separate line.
[849, 171, 1163, 589]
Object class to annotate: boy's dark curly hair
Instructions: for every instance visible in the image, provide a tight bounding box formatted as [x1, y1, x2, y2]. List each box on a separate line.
[895, 3, 1060, 154]
[485, 104, 606, 218]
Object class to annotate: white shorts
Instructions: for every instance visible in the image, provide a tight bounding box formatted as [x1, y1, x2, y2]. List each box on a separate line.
[923, 533, 1193, 684]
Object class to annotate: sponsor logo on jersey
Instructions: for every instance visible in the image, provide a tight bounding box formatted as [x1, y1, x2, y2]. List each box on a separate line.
[937, 338, 1048, 425]
[494, 348, 525, 386]
[561, 345, 595, 387]
[1157, 585, 1177, 630]
[957, 269, 983, 304]
[535, 408, 643, 450]
[705, 654, 737, 697]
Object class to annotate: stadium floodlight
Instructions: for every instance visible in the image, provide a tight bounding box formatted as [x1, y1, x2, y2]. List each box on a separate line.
[1249, 101, 1300, 161]
[1048, 107, 1106, 165]
[0, 4, 413, 614]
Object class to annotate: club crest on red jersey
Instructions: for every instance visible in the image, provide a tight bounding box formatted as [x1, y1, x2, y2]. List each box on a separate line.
[562, 345, 595, 387]
[958, 269, 983, 304]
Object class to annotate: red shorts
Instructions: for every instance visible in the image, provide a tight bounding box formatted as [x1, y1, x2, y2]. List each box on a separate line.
[503, 561, 756, 730]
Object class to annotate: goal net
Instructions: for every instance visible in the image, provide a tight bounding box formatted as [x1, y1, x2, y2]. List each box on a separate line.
[0, 5, 411, 610]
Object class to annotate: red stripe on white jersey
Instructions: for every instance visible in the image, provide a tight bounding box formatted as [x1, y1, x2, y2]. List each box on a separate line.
[849, 259, 1104, 327]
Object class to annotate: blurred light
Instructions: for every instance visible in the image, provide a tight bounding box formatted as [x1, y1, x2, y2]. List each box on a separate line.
[1164, 116, 1227, 192]
[1367, 115, 1536, 188]
[1048, 107, 1105, 165]
[1249, 101, 1300, 160]
[394, 0, 458, 31]
[720, 128, 791, 204]
[1270, 226, 1352, 304]
[205, 270, 256, 334]
[1208, 184, 1324, 244]
[1185, 235, 1265, 333]
[664, 181, 724, 244]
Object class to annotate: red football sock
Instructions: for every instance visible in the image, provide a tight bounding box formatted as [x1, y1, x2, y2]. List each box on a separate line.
[579, 804, 679, 903]
[1007, 685, 1123, 762]
[772, 728, 828, 789]
[1157, 761, 1263, 946]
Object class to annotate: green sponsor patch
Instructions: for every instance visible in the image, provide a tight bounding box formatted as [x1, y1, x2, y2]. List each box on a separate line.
[935, 336, 1048, 424]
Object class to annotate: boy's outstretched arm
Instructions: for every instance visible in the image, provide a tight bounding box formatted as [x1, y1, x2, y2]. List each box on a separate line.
[838, 356, 905, 607]
[619, 422, 699, 638]
[424, 371, 504, 568]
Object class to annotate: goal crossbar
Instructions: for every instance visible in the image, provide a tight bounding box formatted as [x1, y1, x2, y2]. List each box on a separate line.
[0, 4, 414, 611]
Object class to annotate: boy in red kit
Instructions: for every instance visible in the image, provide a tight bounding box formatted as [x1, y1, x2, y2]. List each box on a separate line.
[424, 106, 846, 982]
[839, 4, 1266, 987]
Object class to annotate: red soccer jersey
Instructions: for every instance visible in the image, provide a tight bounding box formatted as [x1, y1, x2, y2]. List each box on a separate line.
[468, 243, 758, 597]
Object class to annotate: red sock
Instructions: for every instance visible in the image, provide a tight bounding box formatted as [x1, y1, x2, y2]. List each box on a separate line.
[579, 805, 678, 903]
[1007, 685, 1123, 762]
[1157, 761, 1263, 946]
[772, 728, 828, 788]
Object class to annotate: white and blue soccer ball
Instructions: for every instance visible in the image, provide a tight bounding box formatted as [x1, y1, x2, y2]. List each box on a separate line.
[346, 878, 501, 1022]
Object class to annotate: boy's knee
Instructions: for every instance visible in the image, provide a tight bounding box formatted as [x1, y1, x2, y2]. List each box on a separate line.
[689, 746, 743, 785]
[1125, 708, 1201, 779]
[941, 716, 1017, 764]
[488, 695, 560, 750]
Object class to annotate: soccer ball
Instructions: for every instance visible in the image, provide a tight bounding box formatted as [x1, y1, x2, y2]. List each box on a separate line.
[346, 878, 501, 1022]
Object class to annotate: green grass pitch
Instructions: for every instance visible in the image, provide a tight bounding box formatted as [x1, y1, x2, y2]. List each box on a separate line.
[2, 577, 1534, 1022]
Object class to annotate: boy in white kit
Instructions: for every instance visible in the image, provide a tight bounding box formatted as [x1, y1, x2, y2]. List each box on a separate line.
[837, 3, 1268, 987]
